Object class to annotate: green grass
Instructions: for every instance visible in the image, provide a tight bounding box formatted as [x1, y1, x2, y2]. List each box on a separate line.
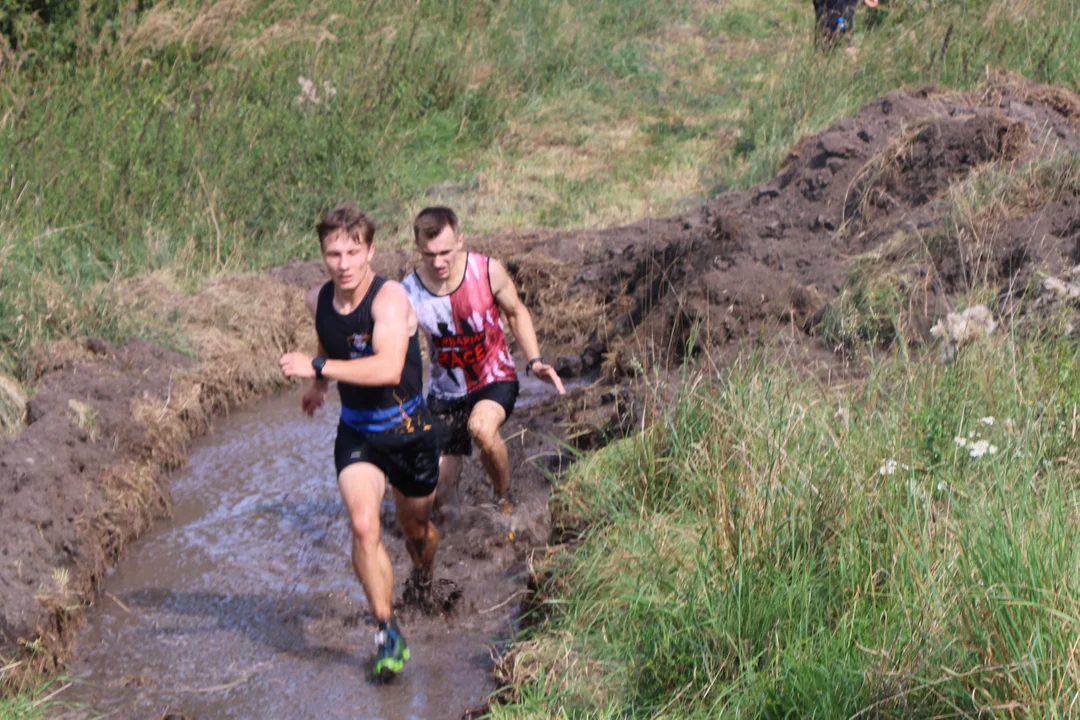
[498, 335, 1080, 718]
[0, 668, 64, 720]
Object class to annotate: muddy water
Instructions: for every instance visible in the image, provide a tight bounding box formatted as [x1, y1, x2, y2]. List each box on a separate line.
[57, 374, 568, 719]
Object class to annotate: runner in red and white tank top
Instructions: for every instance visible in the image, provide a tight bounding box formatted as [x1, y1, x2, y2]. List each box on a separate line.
[403, 252, 517, 400]
[403, 207, 565, 514]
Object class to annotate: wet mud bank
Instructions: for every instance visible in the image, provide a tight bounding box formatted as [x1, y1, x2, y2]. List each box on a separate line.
[4, 73, 1080, 705]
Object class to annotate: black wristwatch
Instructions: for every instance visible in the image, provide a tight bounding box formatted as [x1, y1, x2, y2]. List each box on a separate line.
[526, 356, 544, 376]
[312, 356, 326, 380]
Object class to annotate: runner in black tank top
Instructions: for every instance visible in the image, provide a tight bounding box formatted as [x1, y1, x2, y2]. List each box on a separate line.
[279, 203, 439, 682]
[315, 277, 431, 441]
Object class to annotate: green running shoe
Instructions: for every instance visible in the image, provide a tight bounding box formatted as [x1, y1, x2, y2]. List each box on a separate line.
[372, 621, 411, 681]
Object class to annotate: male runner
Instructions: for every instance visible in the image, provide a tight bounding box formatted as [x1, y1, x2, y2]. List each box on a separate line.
[279, 202, 439, 681]
[814, 0, 879, 49]
[401, 206, 565, 515]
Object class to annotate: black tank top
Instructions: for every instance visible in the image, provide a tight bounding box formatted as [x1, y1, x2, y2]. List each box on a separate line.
[314, 278, 426, 433]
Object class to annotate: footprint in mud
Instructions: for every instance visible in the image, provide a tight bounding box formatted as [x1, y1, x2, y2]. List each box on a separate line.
[400, 570, 463, 616]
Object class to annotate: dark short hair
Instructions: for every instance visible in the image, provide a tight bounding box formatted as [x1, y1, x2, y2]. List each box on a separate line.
[317, 202, 376, 247]
[413, 206, 459, 244]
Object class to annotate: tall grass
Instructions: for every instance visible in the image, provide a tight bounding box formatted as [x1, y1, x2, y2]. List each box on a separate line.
[499, 336, 1080, 717]
[0, 0, 682, 376]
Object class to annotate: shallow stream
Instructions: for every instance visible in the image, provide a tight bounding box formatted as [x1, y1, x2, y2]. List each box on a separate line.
[55, 373, 569, 719]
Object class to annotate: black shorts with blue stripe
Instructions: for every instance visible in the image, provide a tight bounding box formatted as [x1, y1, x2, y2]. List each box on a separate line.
[333, 397, 439, 497]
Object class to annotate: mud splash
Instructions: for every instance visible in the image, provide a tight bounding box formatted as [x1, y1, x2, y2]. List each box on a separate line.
[54, 372, 575, 719]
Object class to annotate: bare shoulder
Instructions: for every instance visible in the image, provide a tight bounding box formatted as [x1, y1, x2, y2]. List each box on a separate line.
[372, 279, 411, 315]
[373, 279, 418, 333]
[487, 256, 512, 293]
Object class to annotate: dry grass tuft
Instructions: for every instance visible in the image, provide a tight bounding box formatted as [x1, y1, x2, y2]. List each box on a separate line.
[492, 633, 609, 709]
[984, 71, 1080, 125]
[510, 251, 607, 356]
[842, 121, 932, 229]
[66, 399, 98, 441]
[116, 0, 338, 61]
[0, 374, 27, 434]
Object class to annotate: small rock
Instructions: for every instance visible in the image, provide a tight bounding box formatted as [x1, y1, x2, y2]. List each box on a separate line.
[554, 355, 583, 378]
[84, 337, 109, 355]
[823, 218, 838, 231]
[827, 158, 845, 174]
[818, 134, 859, 159]
[580, 342, 605, 371]
[753, 188, 780, 205]
[881, 99, 893, 115]
[760, 221, 782, 239]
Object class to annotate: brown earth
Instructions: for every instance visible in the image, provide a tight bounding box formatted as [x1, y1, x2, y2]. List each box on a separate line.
[4, 72, 1080, 700]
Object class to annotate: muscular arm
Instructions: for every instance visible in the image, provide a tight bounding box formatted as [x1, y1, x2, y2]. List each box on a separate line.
[490, 259, 565, 393]
[319, 281, 413, 387]
[490, 259, 542, 361]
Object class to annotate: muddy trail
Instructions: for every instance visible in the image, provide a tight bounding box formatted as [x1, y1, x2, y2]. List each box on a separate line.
[53, 373, 574, 719]
[4, 72, 1080, 714]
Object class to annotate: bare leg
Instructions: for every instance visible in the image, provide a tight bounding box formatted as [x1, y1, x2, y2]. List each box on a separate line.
[434, 454, 464, 515]
[468, 400, 510, 499]
[394, 487, 439, 578]
[338, 463, 393, 621]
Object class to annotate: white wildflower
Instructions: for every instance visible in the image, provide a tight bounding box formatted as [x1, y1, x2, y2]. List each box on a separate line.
[968, 430, 976, 439]
[979, 416, 995, 426]
[954, 436, 968, 447]
[879, 460, 898, 476]
[968, 440, 996, 458]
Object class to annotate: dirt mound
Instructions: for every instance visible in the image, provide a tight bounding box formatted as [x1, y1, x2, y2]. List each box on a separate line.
[466, 76, 1080, 375]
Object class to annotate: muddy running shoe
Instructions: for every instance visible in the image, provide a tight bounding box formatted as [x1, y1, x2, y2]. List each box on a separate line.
[403, 567, 434, 610]
[494, 491, 515, 516]
[372, 618, 410, 681]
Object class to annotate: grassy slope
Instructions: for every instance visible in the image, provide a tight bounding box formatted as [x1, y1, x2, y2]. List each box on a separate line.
[503, 338, 1080, 718]
[492, 0, 1080, 717]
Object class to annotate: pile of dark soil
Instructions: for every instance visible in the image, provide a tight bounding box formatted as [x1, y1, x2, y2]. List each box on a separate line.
[4, 72, 1080, 697]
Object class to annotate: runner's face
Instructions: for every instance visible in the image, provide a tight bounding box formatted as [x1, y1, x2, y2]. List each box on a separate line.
[321, 230, 373, 291]
[417, 225, 463, 281]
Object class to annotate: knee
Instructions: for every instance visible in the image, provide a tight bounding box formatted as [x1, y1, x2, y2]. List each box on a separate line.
[349, 509, 380, 549]
[402, 515, 431, 543]
[467, 417, 500, 451]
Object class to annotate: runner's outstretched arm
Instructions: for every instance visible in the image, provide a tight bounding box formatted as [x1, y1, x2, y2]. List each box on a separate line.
[280, 281, 412, 387]
[299, 285, 329, 414]
[489, 259, 565, 394]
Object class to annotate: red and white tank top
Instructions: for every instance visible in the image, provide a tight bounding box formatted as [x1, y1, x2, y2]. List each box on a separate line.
[402, 253, 517, 400]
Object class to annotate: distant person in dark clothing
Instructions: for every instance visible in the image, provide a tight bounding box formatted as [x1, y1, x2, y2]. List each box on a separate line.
[814, 0, 878, 49]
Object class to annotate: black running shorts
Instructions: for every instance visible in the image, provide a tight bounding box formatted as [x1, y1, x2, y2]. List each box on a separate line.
[427, 380, 519, 457]
[334, 422, 439, 497]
